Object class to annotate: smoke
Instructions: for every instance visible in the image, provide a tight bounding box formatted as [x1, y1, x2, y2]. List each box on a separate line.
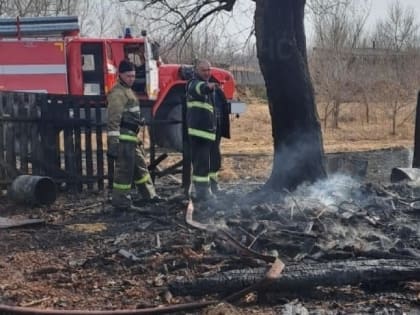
[290, 173, 361, 207]
[407, 147, 414, 167]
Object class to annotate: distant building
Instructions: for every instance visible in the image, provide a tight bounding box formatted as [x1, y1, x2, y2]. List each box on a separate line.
[228, 65, 264, 86]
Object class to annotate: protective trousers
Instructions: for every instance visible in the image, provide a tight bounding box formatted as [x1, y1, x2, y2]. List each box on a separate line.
[209, 130, 221, 191]
[190, 133, 221, 200]
[112, 132, 156, 209]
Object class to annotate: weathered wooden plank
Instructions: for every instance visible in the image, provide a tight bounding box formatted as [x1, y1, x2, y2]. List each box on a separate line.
[16, 93, 29, 173]
[63, 98, 77, 191]
[84, 102, 93, 190]
[30, 94, 42, 175]
[0, 93, 110, 191]
[0, 93, 5, 181]
[5, 93, 16, 180]
[72, 99, 83, 191]
[95, 102, 105, 190]
[40, 96, 59, 177]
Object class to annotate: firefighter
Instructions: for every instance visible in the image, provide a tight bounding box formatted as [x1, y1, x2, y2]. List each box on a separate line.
[107, 60, 163, 209]
[186, 59, 228, 201]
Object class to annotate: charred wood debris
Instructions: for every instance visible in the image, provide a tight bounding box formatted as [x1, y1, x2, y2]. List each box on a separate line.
[4, 174, 420, 312]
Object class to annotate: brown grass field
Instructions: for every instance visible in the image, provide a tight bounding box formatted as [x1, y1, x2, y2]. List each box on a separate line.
[67, 96, 417, 182]
[223, 97, 415, 155]
[218, 96, 416, 181]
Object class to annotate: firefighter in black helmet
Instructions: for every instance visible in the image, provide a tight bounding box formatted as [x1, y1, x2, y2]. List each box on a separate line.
[186, 59, 229, 201]
[107, 60, 164, 209]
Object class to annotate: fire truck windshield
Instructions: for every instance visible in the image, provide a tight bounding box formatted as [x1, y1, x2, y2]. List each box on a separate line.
[124, 44, 145, 66]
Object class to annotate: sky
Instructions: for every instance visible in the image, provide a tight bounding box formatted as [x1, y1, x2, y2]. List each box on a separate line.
[224, 0, 420, 48]
[368, 0, 420, 28]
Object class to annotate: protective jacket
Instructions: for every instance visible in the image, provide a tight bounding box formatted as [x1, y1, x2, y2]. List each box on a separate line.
[186, 78, 217, 141]
[106, 79, 156, 209]
[186, 77, 226, 200]
[107, 80, 142, 155]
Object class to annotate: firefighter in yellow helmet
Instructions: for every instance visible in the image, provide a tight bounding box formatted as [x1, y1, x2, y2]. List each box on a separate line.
[107, 60, 164, 209]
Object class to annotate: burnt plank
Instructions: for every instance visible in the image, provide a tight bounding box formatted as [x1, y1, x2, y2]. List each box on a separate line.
[52, 98, 61, 169]
[30, 94, 42, 175]
[0, 93, 5, 181]
[84, 101, 93, 190]
[73, 98, 83, 191]
[16, 93, 29, 173]
[41, 96, 60, 177]
[5, 93, 16, 180]
[63, 97, 76, 191]
[171, 259, 420, 297]
[96, 100, 105, 190]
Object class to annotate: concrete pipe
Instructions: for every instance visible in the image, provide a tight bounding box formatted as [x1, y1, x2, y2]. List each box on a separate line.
[8, 175, 57, 206]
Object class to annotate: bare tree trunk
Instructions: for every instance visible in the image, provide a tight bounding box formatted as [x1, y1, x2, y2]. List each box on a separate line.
[362, 90, 370, 124]
[392, 106, 397, 136]
[255, 0, 326, 191]
[323, 101, 332, 129]
[332, 99, 341, 129]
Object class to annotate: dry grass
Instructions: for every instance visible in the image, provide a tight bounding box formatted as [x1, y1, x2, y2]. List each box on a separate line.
[223, 98, 416, 155]
[321, 101, 415, 152]
[217, 97, 416, 181]
[221, 97, 273, 155]
[70, 97, 413, 155]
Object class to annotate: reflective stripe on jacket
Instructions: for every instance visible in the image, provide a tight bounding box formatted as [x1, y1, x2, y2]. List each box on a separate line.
[106, 80, 141, 145]
[186, 78, 216, 141]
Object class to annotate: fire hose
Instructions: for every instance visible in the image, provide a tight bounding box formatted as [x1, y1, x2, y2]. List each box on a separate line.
[0, 301, 216, 315]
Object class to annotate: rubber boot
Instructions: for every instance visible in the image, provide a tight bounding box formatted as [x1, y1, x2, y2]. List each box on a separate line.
[194, 182, 214, 202]
[210, 178, 222, 195]
[111, 190, 132, 210]
[134, 179, 165, 205]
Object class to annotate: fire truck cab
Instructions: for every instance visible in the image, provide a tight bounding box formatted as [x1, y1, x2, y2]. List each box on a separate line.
[0, 16, 246, 151]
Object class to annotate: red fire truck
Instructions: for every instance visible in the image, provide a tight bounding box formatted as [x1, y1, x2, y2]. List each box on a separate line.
[0, 16, 245, 151]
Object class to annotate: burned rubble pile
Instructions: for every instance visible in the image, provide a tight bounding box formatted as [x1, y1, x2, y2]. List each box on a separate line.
[171, 175, 420, 297]
[2, 173, 420, 312]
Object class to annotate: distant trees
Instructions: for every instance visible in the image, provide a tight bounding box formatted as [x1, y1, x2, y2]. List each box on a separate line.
[373, 0, 420, 50]
[310, 0, 420, 135]
[0, 0, 85, 17]
[309, 0, 370, 129]
[370, 0, 420, 135]
[0, 0, 119, 37]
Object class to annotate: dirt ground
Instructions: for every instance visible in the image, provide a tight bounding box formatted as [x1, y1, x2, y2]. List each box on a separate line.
[1, 146, 419, 314]
[1, 99, 420, 314]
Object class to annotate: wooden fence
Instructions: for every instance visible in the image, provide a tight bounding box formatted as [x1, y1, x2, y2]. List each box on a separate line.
[0, 91, 109, 191]
[0, 91, 190, 192]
